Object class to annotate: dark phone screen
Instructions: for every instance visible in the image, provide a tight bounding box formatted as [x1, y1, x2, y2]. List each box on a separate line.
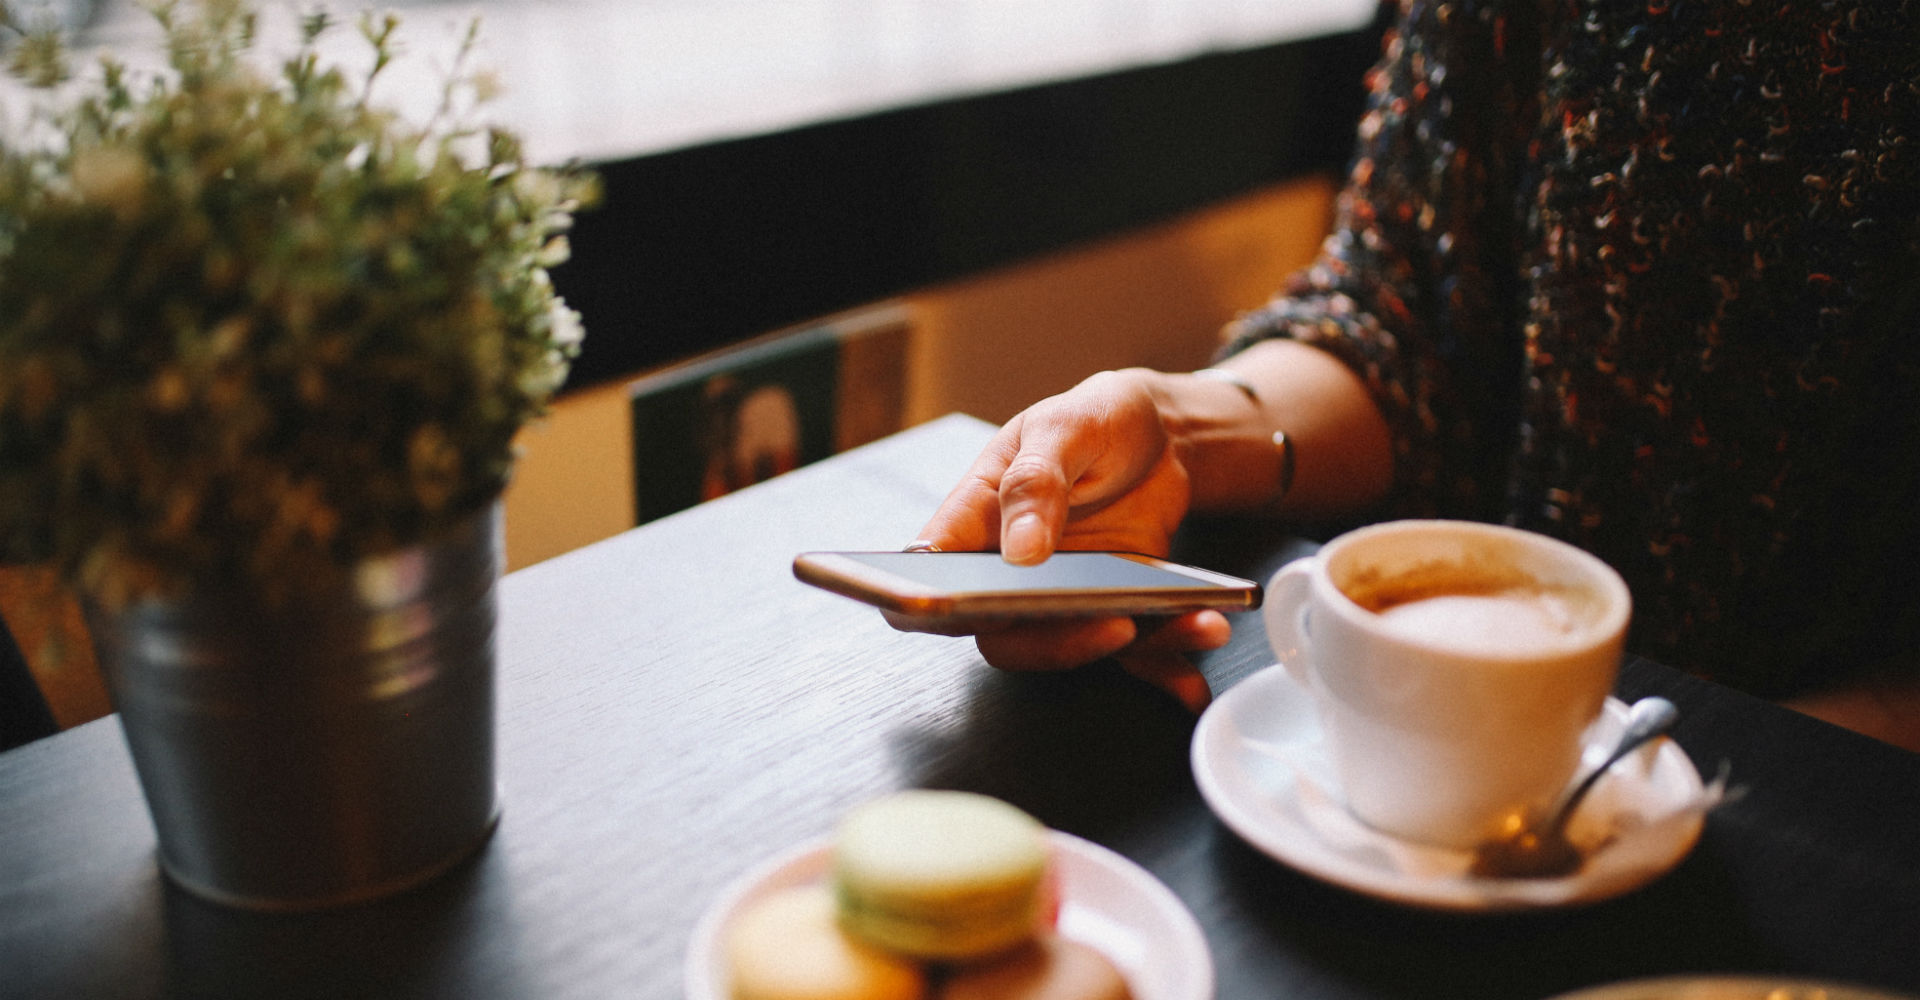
[837, 552, 1234, 593]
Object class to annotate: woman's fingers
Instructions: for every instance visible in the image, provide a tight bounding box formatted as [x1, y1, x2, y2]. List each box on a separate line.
[972, 615, 1225, 714]
[1110, 611, 1229, 713]
[913, 417, 1027, 553]
[914, 373, 1175, 561]
[992, 408, 1100, 565]
[880, 608, 992, 638]
[994, 375, 1167, 563]
[972, 608, 1230, 706]
[1129, 610, 1233, 655]
[895, 604, 1230, 714]
[974, 616, 1139, 671]
[1117, 652, 1214, 714]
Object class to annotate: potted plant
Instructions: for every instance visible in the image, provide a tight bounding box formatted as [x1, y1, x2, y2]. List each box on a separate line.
[0, 0, 597, 909]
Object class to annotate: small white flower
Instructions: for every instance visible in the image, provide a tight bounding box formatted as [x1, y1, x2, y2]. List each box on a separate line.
[547, 299, 584, 349]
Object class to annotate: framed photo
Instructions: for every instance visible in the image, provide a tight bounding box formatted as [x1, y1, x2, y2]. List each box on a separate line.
[628, 304, 912, 524]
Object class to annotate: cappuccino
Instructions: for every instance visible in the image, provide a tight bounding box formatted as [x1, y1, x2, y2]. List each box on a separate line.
[1371, 589, 1583, 655]
[1338, 558, 1595, 656]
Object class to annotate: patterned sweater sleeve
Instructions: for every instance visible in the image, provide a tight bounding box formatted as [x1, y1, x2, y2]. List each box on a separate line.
[1218, 0, 1540, 519]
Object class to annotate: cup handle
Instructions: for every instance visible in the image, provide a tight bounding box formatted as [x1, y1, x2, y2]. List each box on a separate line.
[1262, 558, 1317, 688]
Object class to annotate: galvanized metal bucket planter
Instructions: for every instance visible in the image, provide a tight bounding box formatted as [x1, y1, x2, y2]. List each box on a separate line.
[85, 503, 503, 911]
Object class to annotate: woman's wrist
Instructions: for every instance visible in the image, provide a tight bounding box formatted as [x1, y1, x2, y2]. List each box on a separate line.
[1140, 366, 1297, 514]
[1203, 339, 1395, 517]
[1192, 368, 1296, 510]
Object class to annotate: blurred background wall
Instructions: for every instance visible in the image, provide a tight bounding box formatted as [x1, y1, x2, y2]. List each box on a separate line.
[503, 174, 1337, 570]
[3, 0, 1379, 727]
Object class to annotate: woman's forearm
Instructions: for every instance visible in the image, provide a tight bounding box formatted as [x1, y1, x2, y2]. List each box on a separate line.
[1151, 338, 1394, 518]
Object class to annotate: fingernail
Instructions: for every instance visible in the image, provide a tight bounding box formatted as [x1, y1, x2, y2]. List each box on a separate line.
[1003, 513, 1049, 564]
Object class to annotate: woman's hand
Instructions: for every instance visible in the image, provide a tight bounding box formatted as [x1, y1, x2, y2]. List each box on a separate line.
[921, 368, 1192, 565]
[890, 369, 1228, 711]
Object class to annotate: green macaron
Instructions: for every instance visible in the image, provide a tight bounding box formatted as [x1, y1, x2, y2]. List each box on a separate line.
[831, 790, 1050, 961]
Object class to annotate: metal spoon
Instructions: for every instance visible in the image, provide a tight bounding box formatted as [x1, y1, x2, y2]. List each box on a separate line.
[1470, 696, 1681, 879]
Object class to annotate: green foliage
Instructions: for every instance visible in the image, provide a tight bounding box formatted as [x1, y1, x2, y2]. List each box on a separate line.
[0, 0, 600, 604]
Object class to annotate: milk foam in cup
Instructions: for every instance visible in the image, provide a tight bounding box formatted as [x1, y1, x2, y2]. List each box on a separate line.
[1263, 520, 1631, 849]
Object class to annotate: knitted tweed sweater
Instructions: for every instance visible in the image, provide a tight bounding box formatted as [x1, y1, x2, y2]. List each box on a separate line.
[1223, 0, 1920, 697]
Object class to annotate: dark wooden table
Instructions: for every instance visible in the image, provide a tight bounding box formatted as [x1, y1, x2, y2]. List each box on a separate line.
[3, 413, 1918, 1000]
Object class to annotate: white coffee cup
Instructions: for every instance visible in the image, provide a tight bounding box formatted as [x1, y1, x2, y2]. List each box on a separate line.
[1263, 519, 1632, 849]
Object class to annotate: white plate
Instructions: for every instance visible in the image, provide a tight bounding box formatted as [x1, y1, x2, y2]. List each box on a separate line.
[1545, 976, 1919, 1000]
[1191, 664, 1712, 911]
[684, 830, 1214, 1000]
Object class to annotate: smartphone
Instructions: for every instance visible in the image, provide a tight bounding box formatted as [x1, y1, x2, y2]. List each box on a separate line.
[792, 550, 1262, 619]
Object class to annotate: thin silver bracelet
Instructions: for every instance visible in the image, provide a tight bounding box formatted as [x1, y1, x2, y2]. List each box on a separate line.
[1192, 368, 1296, 512]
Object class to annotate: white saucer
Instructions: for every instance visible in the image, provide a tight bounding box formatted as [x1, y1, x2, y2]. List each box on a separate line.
[685, 830, 1214, 1000]
[1191, 664, 1713, 911]
[1545, 976, 1920, 1000]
